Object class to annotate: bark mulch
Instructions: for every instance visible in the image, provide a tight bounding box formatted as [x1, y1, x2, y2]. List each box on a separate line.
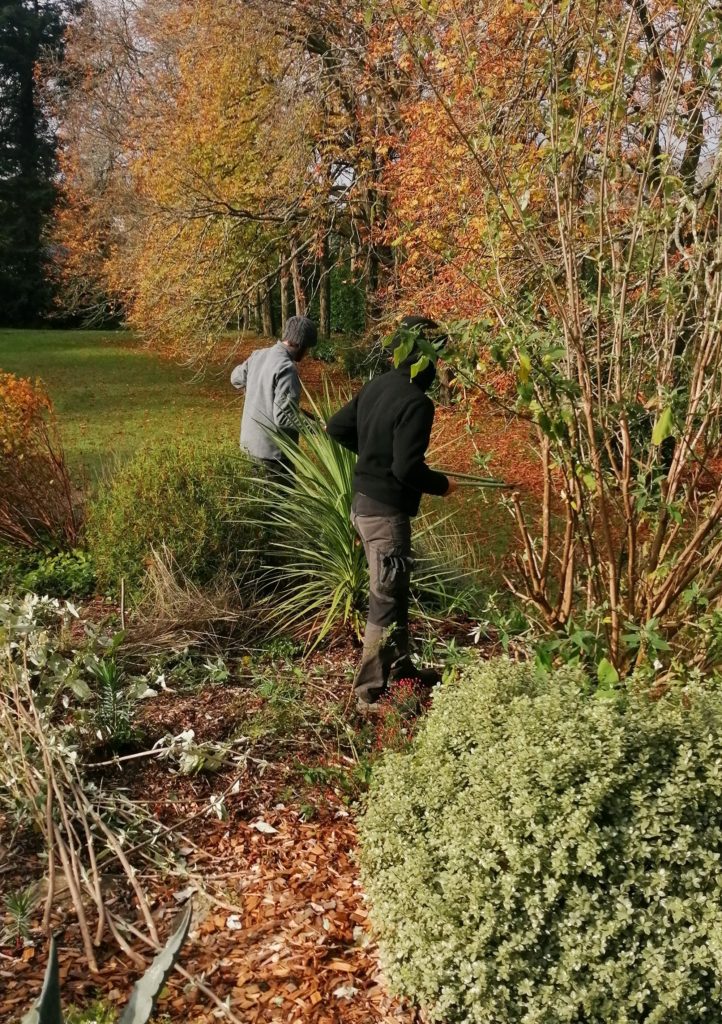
[1, 804, 413, 1023]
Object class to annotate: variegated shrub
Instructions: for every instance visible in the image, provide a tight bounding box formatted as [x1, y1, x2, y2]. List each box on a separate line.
[360, 658, 722, 1024]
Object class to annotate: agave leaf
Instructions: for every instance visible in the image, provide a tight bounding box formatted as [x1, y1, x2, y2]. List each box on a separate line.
[118, 901, 192, 1024]
[22, 936, 63, 1024]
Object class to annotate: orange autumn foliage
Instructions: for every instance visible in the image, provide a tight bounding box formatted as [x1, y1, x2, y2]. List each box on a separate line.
[51, 0, 410, 350]
[0, 373, 80, 549]
[379, 0, 687, 334]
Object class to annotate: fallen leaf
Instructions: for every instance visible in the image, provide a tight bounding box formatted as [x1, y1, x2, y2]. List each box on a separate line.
[333, 984, 359, 999]
[252, 820, 278, 835]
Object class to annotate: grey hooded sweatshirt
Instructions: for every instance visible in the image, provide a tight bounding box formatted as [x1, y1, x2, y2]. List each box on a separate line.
[231, 341, 300, 462]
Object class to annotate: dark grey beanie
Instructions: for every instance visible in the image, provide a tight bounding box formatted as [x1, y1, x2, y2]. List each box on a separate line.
[283, 315, 317, 353]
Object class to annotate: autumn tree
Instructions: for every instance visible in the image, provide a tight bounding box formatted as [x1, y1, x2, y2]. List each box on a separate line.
[383, 0, 722, 674]
[52, 0, 415, 350]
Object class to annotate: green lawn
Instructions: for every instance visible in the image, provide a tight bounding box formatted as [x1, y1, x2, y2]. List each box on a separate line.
[0, 328, 517, 575]
[0, 330, 241, 481]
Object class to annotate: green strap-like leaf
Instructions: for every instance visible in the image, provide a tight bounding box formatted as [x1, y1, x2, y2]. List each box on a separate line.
[22, 937, 63, 1024]
[118, 901, 193, 1024]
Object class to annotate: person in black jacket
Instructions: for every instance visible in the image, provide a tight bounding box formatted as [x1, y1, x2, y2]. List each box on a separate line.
[326, 316, 457, 713]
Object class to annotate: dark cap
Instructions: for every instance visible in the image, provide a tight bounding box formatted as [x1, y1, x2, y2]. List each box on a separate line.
[400, 315, 440, 335]
[389, 315, 447, 360]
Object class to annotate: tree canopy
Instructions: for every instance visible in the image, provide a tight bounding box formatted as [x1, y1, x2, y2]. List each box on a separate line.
[52, 0, 411, 348]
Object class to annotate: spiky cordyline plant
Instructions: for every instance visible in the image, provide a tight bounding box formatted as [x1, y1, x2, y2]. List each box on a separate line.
[242, 386, 487, 649]
[243, 386, 365, 648]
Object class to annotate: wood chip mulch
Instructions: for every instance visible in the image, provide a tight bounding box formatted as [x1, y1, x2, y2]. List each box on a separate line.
[176, 807, 412, 1023]
[1, 801, 414, 1024]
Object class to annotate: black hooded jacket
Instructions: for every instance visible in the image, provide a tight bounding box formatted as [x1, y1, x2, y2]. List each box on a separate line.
[326, 358, 449, 516]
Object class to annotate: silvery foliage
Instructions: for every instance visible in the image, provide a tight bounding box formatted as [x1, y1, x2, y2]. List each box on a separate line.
[360, 658, 722, 1024]
[152, 728, 249, 777]
[1, 592, 95, 702]
[23, 902, 192, 1024]
[0, 593, 151, 728]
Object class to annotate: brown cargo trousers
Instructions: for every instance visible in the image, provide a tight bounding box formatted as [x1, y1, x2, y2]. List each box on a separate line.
[351, 509, 417, 704]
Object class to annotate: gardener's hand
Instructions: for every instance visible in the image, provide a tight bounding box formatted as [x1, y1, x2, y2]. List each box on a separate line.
[444, 477, 458, 497]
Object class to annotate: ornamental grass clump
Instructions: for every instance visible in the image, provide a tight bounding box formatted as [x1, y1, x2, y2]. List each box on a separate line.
[247, 387, 490, 649]
[242, 388, 366, 648]
[359, 658, 722, 1024]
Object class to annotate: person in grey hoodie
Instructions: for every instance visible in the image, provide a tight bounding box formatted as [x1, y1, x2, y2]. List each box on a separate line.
[231, 316, 317, 478]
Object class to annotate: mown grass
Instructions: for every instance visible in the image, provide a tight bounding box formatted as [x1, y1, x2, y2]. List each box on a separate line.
[0, 329, 242, 481]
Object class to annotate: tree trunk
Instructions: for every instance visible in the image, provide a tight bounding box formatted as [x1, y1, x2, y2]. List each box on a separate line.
[319, 232, 331, 339]
[261, 285, 273, 337]
[366, 248, 381, 325]
[280, 254, 291, 333]
[290, 250, 307, 315]
[254, 290, 263, 333]
[437, 364, 455, 406]
[350, 237, 362, 281]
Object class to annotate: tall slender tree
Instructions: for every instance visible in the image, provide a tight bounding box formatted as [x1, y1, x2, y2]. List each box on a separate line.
[0, 0, 80, 324]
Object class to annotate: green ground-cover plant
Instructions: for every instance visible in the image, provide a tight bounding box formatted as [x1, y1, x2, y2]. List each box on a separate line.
[360, 657, 722, 1024]
[21, 550, 97, 600]
[0, 542, 38, 592]
[87, 440, 260, 594]
[2, 884, 38, 945]
[132, 648, 232, 695]
[0, 545, 96, 600]
[64, 1003, 117, 1024]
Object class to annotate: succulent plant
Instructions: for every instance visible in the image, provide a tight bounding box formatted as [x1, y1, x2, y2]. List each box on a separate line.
[22, 902, 192, 1024]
